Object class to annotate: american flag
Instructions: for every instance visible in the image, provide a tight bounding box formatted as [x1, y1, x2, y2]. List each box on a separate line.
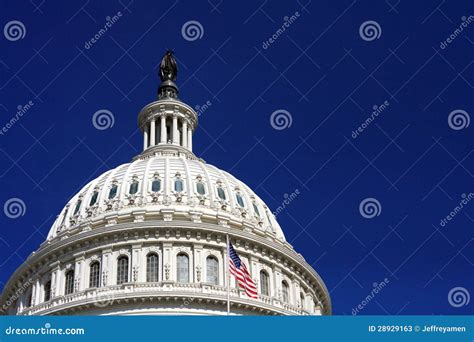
[228, 241, 258, 299]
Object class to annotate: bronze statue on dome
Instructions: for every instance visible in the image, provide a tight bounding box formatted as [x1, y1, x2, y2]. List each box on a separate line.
[159, 50, 177, 82]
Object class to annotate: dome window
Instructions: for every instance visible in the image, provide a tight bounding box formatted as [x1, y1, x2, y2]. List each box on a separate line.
[253, 203, 260, 218]
[206, 256, 219, 285]
[73, 199, 82, 216]
[26, 291, 32, 308]
[65, 270, 75, 295]
[151, 179, 161, 192]
[282, 281, 289, 303]
[89, 261, 100, 288]
[89, 190, 99, 206]
[196, 182, 205, 195]
[260, 270, 270, 296]
[44, 281, 51, 302]
[108, 184, 118, 199]
[236, 193, 245, 208]
[117, 256, 129, 285]
[146, 253, 159, 282]
[57, 206, 69, 232]
[174, 179, 184, 192]
[177, 253, 189, 283]
[129, 181, 139, 195]
[217, 187, 226, 200]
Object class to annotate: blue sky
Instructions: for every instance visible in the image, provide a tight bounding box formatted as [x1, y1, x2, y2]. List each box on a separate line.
[0, 0, 473, 315]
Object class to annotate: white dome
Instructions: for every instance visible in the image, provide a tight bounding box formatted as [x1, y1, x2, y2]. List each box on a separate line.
[1, 52, 331, 316]
[47, 153, 286, 242]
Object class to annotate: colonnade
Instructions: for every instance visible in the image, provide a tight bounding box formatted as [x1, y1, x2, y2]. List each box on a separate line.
[143, 115, 193, 151]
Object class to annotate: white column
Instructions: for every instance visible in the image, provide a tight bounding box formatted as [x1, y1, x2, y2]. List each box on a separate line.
[182, 120, 188, 148]
[34, 279, 41, 305]
[143, 125, 148, 150]
[78, 257, 86, 292]
[160, 115, 167, 144]
[31, 281, 37, 306]
[187, 127, 192, 151]
[150, 119, 156, 146]
[172, 116, 178, 144]
[51, 263, 61, 298]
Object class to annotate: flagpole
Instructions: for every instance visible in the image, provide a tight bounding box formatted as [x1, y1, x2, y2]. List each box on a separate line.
[226, 233, 230, 315]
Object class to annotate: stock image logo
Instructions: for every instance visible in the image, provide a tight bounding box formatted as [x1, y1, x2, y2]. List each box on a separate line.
[447, 109, 470, 130]
[359, 198, 382, 219]
[3, 198, 26, 219]
[448, 287, 470, 308]
[3, 20, 26, 41]
[92, 109, 115, 130]
[181, 20, 204, 41]
[270, 109, 292, 130]
[359, 20, 381, 41]
[92, 292, 115, 308]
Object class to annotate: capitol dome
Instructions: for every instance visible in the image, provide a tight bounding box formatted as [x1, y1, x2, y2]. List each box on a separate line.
[0, 51, 331, 316]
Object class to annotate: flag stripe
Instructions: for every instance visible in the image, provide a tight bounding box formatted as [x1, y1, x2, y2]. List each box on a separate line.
[228, 241, 258, 299]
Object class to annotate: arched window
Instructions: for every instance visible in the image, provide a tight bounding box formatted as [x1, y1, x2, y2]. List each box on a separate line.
[89, 261, 100, 288]
[174, 179, 184, 192]
[108, 184, 118, 199]
[89, 190, 99, 206]
[73, 199, 82, 215]
[196, 182, 205, 195]
[217, 187, 226, 200]
[151, 179, 161, 192]
[129, 181, 139, 195]
[206, 256, 219, 285]
[236, 193, 245, 207]
[44, 281, 51, 302]
[117, 256, 129, 284]
[65, 270, 75, 295]
[176, 253, 189, 283]
[146, 253, 159, 282]
[260, 270, 270, 296]
[281, 281, 289, 303]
